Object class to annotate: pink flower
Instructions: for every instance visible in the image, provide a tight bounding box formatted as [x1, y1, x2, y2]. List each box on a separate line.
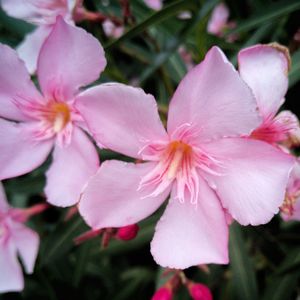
[188, 283, 212, 300]
[1, 0, 80, 74]
[0, 17, 106, 207]
[281, 160, 300, 221]
[77, 46, 293, 268]
[238, 44, 300, 147]
[144, 0, 163, 11]
[0, 183, 39, 293]
[207, 3, 237, 42]
[102, 19, 124, 39]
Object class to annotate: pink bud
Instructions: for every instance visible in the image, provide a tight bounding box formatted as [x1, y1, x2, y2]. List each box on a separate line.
[116, 224, 139, 241]
[152, 287, 172, 300]
[189, 283, 213, 300]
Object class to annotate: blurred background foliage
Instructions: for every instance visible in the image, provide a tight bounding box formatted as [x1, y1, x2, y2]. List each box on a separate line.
[1, 0, 300, 299]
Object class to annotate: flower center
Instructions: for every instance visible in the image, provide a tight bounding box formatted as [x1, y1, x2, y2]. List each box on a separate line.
[47, 102, 71, 133]
[166, 141, 193, 180]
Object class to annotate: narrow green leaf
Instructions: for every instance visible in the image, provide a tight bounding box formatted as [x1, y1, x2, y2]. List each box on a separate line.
[229, 223, 259, 300]
[227, 0, 300, 35]
[289, 49, 300, 88]
[105, 0, 199, 50]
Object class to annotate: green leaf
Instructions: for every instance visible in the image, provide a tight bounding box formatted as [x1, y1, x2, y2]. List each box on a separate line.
[105, 0, 199, 50]
[227, 0, 300, 35]
[289, 49, 300, 88]
[229, 223, 259, 300]
[39, 216, 87, 266]
[262, 249, 300, 300]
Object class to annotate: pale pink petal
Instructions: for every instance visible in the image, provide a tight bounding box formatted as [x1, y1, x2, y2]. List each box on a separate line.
[37, 16, 106, 100]
[0, 44, 43, 121]
[0, 119, 53, 180]
[167, 46, 261, 143]
[238, 44, 289, 119]
[151, 178, 228, 269]
[144, 0, 162, 10]
[17, 26, 52, 74]
[207, 3, 229, 35]
[0, 241, 24, 293]
[0, 182, 9, 212]
[102, 20, 124, 39]
[45, 128, 99, 207]
[10, 222, 39, 274]
[76, 83, 168, 159]
[79, 160, 170, 229]
[203, 138, 294, 226]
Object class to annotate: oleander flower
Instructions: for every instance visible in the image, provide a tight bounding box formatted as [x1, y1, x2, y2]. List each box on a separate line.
[102, 19, 124, 39]
[77, 46, 294, 268]
[281, 160, 300, 221]
[0, 17, 106, 207]
[0, 183, 39, 293]
[144, 0, 162, 11]
[1, 0, 82, 74]
[238, 44, 300, 147]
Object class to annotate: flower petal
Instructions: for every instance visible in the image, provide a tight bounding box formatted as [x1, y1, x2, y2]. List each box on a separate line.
[45, 128, 99, 207]
[207, 3, 229, 35]
[10, 222, 39, 274]
[37, 16, 106, 100]
[238, 44, 289, 119]
[0, 240, 23, 293]
[17, 26, 52, 74]
[151, 178, 228, 269]
[0, 119, 53, 180]
[76, 83, 168, 159]
[0, 182, 9, 212]
[0, 44, 42, 121]
[167, 46, 260, 143]
[203, 138, 295, 226]
[79, 160, 170, 229]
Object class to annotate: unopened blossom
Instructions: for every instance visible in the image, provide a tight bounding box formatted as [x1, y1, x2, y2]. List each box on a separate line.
[188, 282, 212, 300]
[0, 17, 106, 207]
[144, 0, 163, 11]
[77, 46, 293, 268]
[0, 183, 39, 293]
[1, 0, 83, 74]
[207, 3, 237, 42]
[152, 287, 173, 300]
[116, 224, 139, 241]
[281, 161, 300, 221]
[102, 19, 124, 39]
[238, 44, 300, 148]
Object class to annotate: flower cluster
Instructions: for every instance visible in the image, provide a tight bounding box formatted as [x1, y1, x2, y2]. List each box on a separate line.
[0, 0, 299, 296]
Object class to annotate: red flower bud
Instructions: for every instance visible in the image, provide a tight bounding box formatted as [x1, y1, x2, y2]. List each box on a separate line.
[189, 283, 212, 300]
[152, 287, 172, 300]
[116, 224, 139, 241]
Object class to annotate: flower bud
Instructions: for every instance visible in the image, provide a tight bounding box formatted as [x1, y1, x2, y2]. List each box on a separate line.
[188, 283, 212, 300]
[151, 287, 172, 300]
[116, 224, 139, 241]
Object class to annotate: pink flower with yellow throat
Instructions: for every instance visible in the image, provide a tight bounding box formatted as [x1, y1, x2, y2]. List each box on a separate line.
[77, 46, 294, 269]
[0, 182, 42, 293]
[0, 17, 106, 207]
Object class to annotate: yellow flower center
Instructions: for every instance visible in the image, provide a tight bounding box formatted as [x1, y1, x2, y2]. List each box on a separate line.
[48, 102, 71, 133]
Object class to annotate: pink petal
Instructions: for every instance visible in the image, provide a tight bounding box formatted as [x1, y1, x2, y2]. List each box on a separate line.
[0, 44, 43, 122]
[0, 119, 53, 180]
[238, 44, 289, 119]
[45, 128, 99, 207]
[17, 26, 52, 74]
[203, 138, 295, 226]
[79, 160, 170, 229]
[10, 222, 39, 274]
[37, 16, 106, 100]
[76, 83, 168, 159]
[207, 3, 229, 35]
[167, 46, 261, 143]
[0, 241, 24, 293]
[151, 178, 229, 269]
[0, 182, 9, 213]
